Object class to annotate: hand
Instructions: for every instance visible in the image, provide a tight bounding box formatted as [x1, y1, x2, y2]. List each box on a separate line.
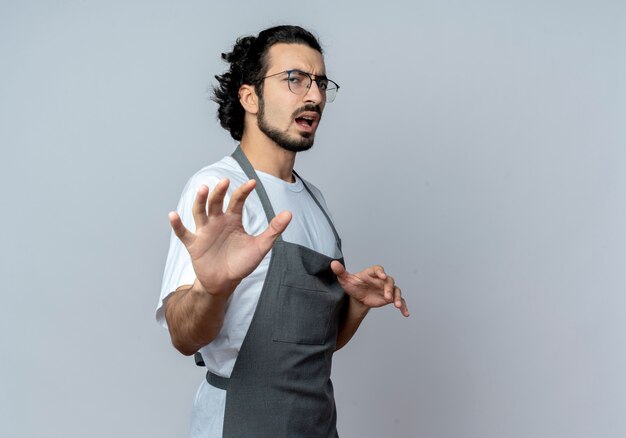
[168, 178, 292, 297]
[331, 261, 409, 317]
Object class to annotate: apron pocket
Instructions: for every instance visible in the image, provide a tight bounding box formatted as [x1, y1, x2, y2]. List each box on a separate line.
[272, 271, 336, 345]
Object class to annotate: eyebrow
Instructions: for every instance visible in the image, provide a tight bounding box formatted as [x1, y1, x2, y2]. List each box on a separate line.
[289, 69, 328, 80]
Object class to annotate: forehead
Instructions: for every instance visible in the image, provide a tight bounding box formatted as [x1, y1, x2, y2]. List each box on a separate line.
[265, 43, 326, 75]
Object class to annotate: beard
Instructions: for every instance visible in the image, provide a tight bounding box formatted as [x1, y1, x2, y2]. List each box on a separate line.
[257, 99, 321, 153]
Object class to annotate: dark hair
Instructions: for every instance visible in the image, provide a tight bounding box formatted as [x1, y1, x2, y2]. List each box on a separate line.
[212, 25, 323, 141]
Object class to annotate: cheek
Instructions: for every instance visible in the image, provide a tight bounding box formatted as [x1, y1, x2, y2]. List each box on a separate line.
[264, 95, 289, 116]
[271, 101, 298, 126]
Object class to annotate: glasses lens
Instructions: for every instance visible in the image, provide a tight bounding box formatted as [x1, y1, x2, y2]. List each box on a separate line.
[287, 71, 309, 95]
[287, 71, 339, 103]
[325, 81, 337, 103]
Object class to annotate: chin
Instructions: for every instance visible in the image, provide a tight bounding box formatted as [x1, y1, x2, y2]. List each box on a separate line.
[278, 140, 314, 153]
[259, 118, 316, 152]
[272, 131, 316, 153]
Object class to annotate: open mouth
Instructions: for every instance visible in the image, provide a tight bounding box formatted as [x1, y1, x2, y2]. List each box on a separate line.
[294, 110, 321, 130]
[295, 116, 314, 127]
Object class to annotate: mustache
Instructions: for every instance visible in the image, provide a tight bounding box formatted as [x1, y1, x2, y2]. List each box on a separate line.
[292, 104, 322, 118]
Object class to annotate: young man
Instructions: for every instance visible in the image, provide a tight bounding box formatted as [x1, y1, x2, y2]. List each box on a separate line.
[156, 25, 409, 437]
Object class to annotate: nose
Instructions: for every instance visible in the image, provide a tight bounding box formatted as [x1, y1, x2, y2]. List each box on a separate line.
[304, 79, 324, 105]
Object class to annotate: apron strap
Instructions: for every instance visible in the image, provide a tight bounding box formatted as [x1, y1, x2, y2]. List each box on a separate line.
[231, 146, 281, 241]
[194, 352, 205, 367]
[231, 145, 342, 250]
[206, 370, 230, 390]
[294, 169, 342, 251]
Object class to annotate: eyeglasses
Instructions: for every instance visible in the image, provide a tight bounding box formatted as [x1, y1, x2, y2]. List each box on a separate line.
[259, 69, 340, 103]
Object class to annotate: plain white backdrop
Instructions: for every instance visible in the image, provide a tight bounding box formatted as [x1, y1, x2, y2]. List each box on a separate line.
[1, 1, 624, 437]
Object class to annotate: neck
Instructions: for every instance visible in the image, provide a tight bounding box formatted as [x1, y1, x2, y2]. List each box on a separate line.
[239, 130, 297, 183]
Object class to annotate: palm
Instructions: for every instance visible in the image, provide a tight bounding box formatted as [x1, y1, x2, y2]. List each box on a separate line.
[188, 216, 266, 288]
[331, 261, 410, 317]
[170, 179, 291, 296]
[338, 271, 390, 307]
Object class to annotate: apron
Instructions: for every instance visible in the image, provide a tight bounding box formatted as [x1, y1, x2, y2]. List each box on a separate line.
[198, 146, 348, 438]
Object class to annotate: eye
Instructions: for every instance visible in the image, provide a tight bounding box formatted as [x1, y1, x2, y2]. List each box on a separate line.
[317, 79, 329, 91]
[288, 71, 306, 84]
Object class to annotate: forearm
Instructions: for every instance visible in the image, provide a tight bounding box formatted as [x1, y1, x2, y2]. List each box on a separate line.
[335, 296, 369, 351]
[164, 279, 232, 356]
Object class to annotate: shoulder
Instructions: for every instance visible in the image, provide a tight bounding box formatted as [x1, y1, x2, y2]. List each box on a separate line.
[174, 156, 247, 217]
[184, 156, 246, 192]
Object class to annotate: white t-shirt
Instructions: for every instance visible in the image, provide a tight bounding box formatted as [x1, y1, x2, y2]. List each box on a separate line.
[156, 156, 341, 437]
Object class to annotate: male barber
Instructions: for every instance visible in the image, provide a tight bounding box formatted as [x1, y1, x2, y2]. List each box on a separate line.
[157, 25, 409, 437]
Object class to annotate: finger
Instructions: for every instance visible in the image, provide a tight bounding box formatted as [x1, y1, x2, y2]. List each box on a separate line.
[384, 276, 396, 301]
[207, 178, 230, 217]
[168, 211, 194, 246]
[256, 210, 292, 253]
[226, 179, 256, 215]
[399, 298, 410, 317]
[393, 288, 410, 317]
[192, 185, 209, 227]
[393, 286, 402, 306]
[362, 265, 387, 281]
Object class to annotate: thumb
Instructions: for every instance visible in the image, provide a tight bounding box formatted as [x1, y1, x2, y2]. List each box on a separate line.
[169, 211, 193, 246]
[269, 210, 292, 236]
[257, 210, 292, 250]
[331, 260, 348, 279]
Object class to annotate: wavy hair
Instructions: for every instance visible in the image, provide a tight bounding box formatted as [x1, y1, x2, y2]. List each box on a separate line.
[212, 25, 323, 141]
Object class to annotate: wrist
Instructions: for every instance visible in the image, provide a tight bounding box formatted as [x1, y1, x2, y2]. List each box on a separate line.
[348, 296, 370, 319]
[190, 278, 236, 305]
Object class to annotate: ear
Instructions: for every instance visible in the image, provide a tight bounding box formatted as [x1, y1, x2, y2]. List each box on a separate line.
[239, 84, 259, 115]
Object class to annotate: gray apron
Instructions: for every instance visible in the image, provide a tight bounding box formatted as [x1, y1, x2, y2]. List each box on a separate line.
[195, 147, 348, 438]
[200, 146, 348, 437]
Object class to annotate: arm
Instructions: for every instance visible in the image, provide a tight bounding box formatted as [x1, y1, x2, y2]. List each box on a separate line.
[164, 280, 231, 356]
[332, 261, 409, 351]
[164, 178, 291, 355]
[335, 297, 369, 350]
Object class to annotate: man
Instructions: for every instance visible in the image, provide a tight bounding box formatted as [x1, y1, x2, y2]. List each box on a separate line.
[156, 25, 409, 437]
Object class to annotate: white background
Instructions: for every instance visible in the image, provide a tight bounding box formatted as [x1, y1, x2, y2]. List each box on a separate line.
[1, 1, 624, 437]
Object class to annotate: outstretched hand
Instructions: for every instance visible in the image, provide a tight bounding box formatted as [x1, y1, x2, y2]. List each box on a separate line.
[331, 261, 409, 317]
[169, 178, 292, 297]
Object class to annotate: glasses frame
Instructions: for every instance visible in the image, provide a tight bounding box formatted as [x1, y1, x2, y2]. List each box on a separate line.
[259, 69, 340, 102]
